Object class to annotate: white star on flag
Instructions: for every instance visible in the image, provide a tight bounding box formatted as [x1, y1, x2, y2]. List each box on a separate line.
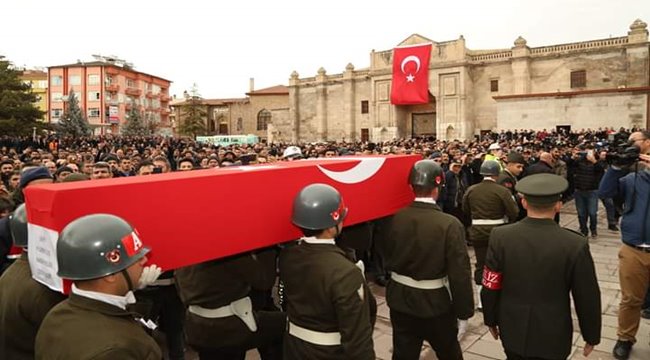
[406, 74, 415, 82]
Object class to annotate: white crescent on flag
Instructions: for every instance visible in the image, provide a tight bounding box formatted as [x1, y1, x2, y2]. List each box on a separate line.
[315, 157, 386, 184]
[400, 55, 421, 74]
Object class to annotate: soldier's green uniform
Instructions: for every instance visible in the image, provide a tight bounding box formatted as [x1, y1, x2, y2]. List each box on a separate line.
[463, 161, 519, 285]
[280, 239, 376, 359]
[35, 293, 162, 360]
[33, 214, 163, 360]
[0, 204, 66, 360]
[481, 174, 601, 359]
[377, 160, 474, 359]
[0, 253, 66, 360]
[175, 249, 285, 358]
[280, 183, 376, 360]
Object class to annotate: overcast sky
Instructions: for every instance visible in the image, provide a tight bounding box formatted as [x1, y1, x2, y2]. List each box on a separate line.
[2, 0, 648, 99]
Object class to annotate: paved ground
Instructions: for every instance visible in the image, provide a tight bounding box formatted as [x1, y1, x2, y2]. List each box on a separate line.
[173, 201, 650, 359]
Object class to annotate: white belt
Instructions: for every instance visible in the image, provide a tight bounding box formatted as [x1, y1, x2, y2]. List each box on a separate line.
[188, 296, 257, 332]
[151, 278, 175, 286]
[288, 321, 341, 346]
[391, 272, 447, 290]
[471, 218, 507, 225]
[5, 254, 21, 260]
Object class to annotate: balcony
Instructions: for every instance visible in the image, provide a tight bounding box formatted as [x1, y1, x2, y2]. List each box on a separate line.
[160, 94, 171, 102]
[160, 108, 171, 115]
[106, 84, 120, 92]
[145, 91, 154, 98]
[125, 88, 142, 96]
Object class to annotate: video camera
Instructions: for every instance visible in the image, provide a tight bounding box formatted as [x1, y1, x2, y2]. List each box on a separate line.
[605, 133, 640, 166]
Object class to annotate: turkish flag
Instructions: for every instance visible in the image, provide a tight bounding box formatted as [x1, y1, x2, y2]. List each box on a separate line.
[24, 156, 419, 293]
[390, 44, 432, 105]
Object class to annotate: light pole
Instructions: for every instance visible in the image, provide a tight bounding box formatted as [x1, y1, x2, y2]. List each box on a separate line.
[32, 126, 36, 141]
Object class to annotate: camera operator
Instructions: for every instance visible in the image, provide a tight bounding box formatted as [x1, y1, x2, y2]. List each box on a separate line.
[599, 130, 650, 360]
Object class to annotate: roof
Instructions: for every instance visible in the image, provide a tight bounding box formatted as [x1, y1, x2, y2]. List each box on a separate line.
[20, 70, 48, 80]
[48, 61, 172, 83]
[246, 85, 288, 96]
[172, 98, 250, 106]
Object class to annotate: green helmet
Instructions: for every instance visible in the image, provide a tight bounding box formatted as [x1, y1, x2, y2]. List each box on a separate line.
[480, 160, 501, 176]
[9, 204, 28, 248]
[292, 183, 347, 230]
[57, 214, 150, 281]
[409, 160, 444, 188]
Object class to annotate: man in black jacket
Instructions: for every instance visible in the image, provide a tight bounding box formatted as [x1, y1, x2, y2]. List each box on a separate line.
[568, 146, 604, 238]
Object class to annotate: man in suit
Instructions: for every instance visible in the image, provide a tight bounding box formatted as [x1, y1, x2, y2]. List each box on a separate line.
[481, 174, 601, 359]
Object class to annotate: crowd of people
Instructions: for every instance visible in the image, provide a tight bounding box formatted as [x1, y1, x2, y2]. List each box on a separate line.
[0, 126, 649, 360]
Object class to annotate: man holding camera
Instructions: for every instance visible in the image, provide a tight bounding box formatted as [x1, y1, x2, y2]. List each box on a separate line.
[599, 130, 650, 360]
[568, 145, 604, 238]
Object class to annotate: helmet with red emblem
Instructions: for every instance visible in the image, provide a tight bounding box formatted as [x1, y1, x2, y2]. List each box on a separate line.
[291, 183, 347, 231]
[409, 160, 445, 190]
[56, 214, 149, 281]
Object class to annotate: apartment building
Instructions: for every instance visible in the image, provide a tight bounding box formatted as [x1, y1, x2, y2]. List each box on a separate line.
[19, 69, 48, 121]
[48, 56, 172, 134]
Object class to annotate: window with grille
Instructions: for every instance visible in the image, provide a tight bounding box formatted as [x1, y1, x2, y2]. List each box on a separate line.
[361, 100, 369, 114]
[490, 80, 499, 92]
[570, 70, 586, 88]
[257, 109, 271, 130]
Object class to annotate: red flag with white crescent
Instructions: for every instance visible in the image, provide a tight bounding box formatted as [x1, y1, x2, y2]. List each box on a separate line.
[390, 44, 432, 105]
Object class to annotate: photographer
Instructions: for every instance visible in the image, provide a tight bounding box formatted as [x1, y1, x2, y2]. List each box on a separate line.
[568, 145, 604, 238]
[598, 130, 650, 360]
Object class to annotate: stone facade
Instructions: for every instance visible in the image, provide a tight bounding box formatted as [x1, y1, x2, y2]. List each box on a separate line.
[280, 19, 649, 142]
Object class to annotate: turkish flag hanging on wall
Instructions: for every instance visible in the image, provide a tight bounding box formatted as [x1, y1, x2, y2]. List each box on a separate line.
[390, 44, 432, 105]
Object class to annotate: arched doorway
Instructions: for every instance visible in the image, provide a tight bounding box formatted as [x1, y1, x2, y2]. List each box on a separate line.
[407, 92, 436, 138]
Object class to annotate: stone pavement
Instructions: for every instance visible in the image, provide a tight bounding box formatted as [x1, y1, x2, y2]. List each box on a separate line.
[179, 201, 650, 360]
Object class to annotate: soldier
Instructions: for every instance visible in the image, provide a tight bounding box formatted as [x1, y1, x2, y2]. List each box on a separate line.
[481, 174, 601, 359]
[35, 214, 163, 360]
[377, 160, 473, 359]
[0, 204, 66, 360]
[497, 152, 526, 220]
[280, 183, 376, 359]
[462, 160, 519, 309]
[175, 242, 285, 359]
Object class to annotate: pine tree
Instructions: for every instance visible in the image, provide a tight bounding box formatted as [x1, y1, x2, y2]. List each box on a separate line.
[122, 101, 149, 136]
[57, 89, 91, 137]
[0, 56, 46, 136]
[178, 84, 206, 138]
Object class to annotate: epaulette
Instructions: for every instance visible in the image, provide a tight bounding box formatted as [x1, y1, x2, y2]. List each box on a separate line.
[562, 227, 586, 238]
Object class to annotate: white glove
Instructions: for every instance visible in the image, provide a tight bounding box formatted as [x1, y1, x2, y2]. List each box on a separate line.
[355, 260, 366, 279]
[457, 319, 468, 341]
[137, 265, 162, 289]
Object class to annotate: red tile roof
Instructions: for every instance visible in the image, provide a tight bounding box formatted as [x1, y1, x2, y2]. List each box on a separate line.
[246, 85, 288, 96]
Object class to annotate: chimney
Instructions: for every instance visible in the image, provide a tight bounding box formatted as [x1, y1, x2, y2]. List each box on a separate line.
[249, 78, 254, 93]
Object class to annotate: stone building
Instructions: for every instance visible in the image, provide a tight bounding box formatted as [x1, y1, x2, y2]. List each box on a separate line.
[271, 19, 649, 142]
[170, 84, 288, 139]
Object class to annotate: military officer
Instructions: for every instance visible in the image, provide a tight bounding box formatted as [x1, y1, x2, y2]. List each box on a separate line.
[175, 244, 285, 359]
[463, 160, 519, 309]
[280, 183, 376, 360]
[481, 174, 601, 359]
[377, 160, 474, 359]
[497, 152, 527, 220]
[0, 204, 66, 360]
[35, 214, 163, 359]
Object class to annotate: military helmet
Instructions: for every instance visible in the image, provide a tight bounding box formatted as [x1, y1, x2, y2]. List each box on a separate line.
[9, 204, 28, 248]
[292, 183, 347, 230]
[283, 146, 302, 159]
[480, 160, 501, 176]
[57, 214, 149, 280]
[409, 160, 444, 188]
